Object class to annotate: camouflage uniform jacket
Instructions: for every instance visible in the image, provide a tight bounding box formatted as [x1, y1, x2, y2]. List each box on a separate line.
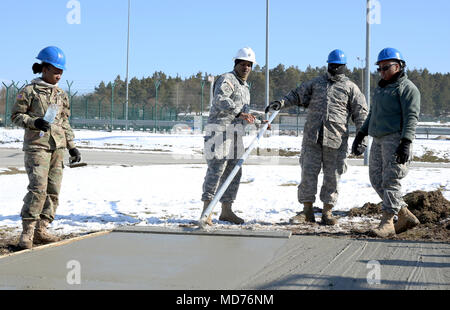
[283, 73, 368, 149]
[207, 71, 252, 126]
[11, 78, 76, 151]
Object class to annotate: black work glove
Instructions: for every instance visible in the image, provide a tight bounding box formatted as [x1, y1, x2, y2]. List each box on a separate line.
[34, 118, 51, 132]
[395, 138, 411, 164]
[351, 131, 367, 156]
[69, 148, 81, 164]
[265, 100, 284, 113]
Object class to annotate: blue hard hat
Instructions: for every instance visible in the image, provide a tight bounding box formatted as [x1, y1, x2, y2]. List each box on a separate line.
[375, 48, 404, 65]
[327, 49, 347, 64]
[36, 46, 66, 70]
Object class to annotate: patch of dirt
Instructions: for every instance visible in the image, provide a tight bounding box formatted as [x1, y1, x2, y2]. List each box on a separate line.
[348, 202, 382, 217]
[0, 230, 82, 257]
[0, 167, 26, 175]
[433, 135, 449, 140]
[349, 150, 450, 162]
[404, 190, 450, 223]
[250, 148, 300, 157]
[345, 189, 450, 241]
[413, 151, 450, 163]
[279, 182, 299, 187]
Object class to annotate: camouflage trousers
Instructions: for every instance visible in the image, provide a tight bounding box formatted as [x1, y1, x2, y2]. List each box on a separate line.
[369, 132, 409, 214]
[201, 130, 244, 203]
[297, 140, 348, 206]
[21, 149, 64, 222]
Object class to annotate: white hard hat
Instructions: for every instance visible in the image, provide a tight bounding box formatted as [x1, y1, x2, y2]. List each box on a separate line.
[233, 47, 257, 65]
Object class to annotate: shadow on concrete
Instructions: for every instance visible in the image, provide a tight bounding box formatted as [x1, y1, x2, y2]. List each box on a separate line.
[255, 273, 450, 290]
[358, 259, 450, 269]
[421, 254, 450, 258]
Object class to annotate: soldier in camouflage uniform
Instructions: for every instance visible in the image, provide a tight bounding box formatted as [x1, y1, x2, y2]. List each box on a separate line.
[266, 49, 368, 225]
[11, 46, 81, 249]
[352, 48, 420, 238]
[201, 47, 262, 225]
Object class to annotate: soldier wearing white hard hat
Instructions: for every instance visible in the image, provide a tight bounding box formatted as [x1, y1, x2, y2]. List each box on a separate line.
[200, 47, 264, 225]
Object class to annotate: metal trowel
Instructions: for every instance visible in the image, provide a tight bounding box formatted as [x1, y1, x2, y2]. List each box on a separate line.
[69, 156, 88, 168]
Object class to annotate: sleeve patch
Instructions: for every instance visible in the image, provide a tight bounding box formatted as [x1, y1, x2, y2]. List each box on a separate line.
[224, 80, 235, 92]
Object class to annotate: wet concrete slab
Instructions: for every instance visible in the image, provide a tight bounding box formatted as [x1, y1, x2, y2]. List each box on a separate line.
[0, 230, 289, 289]
[1, 230, 449, 290]
[240, 236, 450, 290]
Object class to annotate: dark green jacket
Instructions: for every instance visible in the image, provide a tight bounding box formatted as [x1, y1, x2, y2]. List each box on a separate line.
[359, 73, 420, 142]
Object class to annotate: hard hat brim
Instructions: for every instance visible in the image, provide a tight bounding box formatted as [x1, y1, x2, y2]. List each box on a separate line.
[36, 58, 66, 71]
[233, 58, 257, 66]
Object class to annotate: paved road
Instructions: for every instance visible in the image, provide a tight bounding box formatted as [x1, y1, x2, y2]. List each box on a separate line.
[0, 228, 449, 290]
[1, 148, 449, 168]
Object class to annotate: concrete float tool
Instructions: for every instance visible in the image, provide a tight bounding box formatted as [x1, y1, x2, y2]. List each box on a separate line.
[198, 109, 280, 230]
[69, 156, 87, 168]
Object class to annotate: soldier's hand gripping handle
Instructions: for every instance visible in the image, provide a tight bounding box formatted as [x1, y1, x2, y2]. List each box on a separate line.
[69, 148, 81, 164]
[265, 100, 284, 113]
[34, 118, 51, 132]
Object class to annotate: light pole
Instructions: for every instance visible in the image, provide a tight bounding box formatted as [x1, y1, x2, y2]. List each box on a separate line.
[357, 56, 364, 92]
[125, 0, 131, 131]
[296, 82, 300, 136]
[364, 0, 371, 166]
[265, 0, 270, 120]
[207, 75, 214, 110]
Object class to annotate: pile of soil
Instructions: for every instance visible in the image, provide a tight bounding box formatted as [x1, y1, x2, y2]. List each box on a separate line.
[348, 202, 382, 217]
[404, 190, 450, 224]
[348, 189, 450, 241]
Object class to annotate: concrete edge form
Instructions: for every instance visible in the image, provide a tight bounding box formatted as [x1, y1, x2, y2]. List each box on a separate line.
[113, 225, 292, 238]
[0, 230, 112, 260]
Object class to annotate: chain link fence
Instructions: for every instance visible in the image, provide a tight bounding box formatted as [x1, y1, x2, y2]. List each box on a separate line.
[1, 80, 450, 136]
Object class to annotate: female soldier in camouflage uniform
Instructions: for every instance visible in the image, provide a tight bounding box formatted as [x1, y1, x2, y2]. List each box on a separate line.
[11, 46, 81, 249]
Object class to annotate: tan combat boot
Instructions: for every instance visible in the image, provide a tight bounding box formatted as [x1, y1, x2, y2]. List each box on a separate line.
[33, 218, 60, 244]
[369, 211, 396, 238]
[395, 206, 420, 234]
[201, 200, 213, 226]
[321, 204, 338, 226]
[289, 202, 315, 224]
[219, 202, 244, 224]
[18, 220, 37, 250]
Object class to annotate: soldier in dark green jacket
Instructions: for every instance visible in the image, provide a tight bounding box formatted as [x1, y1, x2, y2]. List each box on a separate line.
[11, 46, 81, 249]
[352, 48, 420, 238]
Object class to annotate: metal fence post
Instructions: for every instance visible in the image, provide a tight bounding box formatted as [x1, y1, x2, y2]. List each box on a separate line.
[154, 79, 161, 131]
[85, 97, 89, 119]
[110, 83, 115, 131]
[66, 81, 77, 123]
[296, 82, 301, 136]
[2, 82, 12, 127]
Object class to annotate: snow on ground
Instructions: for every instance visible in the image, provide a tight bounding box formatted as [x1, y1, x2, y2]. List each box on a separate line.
[0, 128, 449, 235]
[0, 164, 449, 236]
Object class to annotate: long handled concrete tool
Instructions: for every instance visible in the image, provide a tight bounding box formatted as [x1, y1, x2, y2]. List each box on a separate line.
[198, 110, 280, 229]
